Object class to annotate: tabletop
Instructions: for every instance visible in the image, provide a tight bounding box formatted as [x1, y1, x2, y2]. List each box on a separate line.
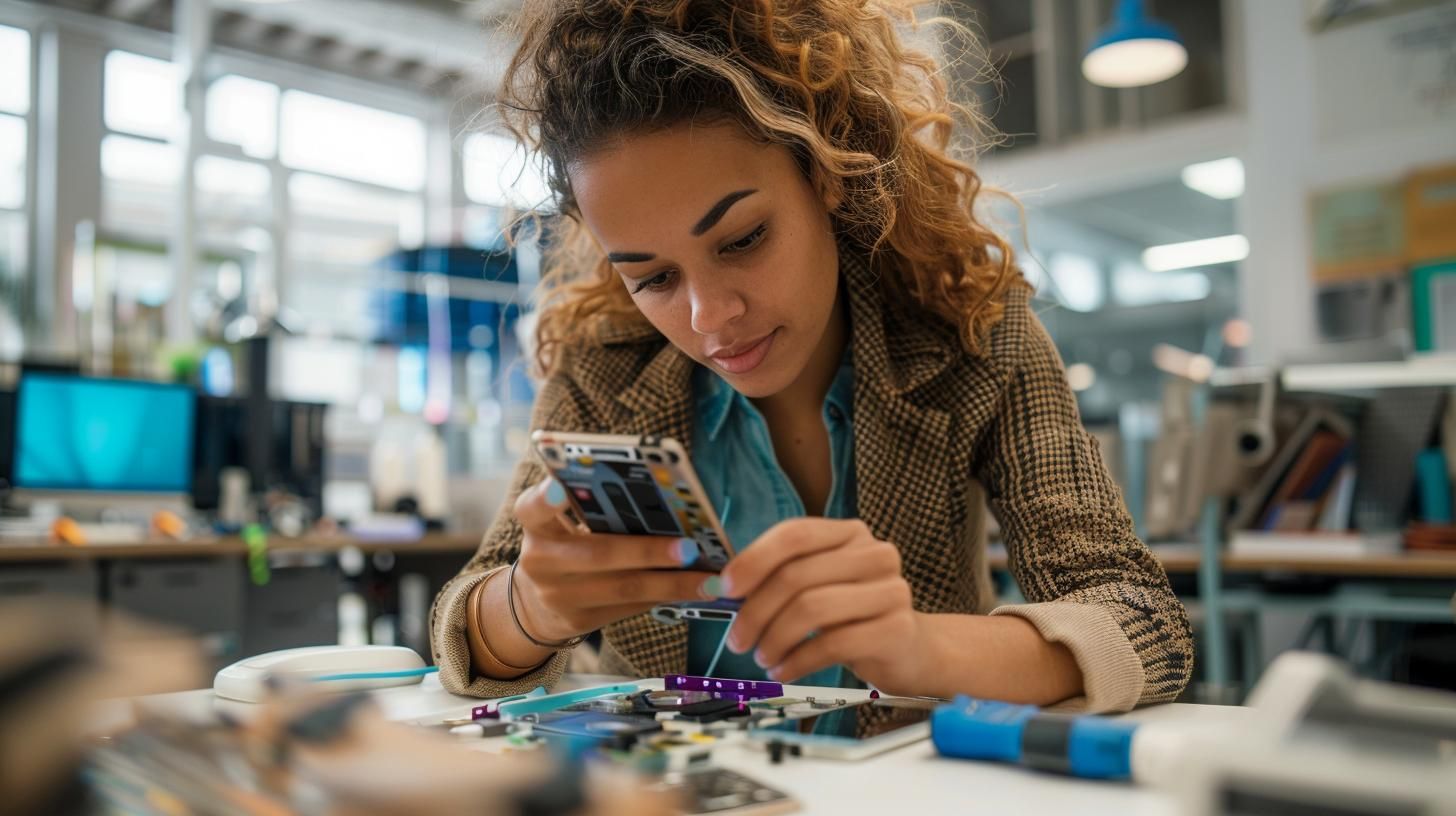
[115, 674, 1250, 816]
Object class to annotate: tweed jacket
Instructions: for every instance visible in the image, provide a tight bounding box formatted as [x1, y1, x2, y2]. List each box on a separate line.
[431, 242, 1194, 712]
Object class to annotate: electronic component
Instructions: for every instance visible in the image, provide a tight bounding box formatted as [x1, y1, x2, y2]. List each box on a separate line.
[530, 712, 664, 751]
[665, 675, 783, 701]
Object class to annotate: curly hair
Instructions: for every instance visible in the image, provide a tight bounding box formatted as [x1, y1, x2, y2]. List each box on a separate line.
[496, 0, 1025, 376]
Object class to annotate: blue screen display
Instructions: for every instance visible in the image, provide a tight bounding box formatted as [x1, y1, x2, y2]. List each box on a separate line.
[15, 374, 196, 493]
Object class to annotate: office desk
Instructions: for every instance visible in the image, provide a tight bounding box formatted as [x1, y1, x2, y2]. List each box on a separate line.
[0, 532, 485, 562]
[122, 675, 1246, 816]
[989, 542, 1456, 701]
[0, 534, 487, 670]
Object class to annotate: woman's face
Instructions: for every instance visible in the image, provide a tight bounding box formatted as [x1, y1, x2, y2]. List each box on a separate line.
[568, 121, 841, 399]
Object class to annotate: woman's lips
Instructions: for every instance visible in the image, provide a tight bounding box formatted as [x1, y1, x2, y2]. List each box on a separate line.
[709, 329, 778, 375]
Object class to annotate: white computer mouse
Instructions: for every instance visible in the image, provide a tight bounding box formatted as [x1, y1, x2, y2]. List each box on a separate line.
[214, 645, 430, 703]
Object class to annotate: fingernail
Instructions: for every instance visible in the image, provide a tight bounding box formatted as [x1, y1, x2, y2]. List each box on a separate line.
[753, 649, 769, 669]
[675, 538, 699, 567]
[545, 480, 567, 507]
[726, 628, 746, 653]
[768, 668, 784, 681]
[699, 576, 724, 598]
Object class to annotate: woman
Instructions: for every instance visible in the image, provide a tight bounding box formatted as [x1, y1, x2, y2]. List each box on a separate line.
[430, 0, 1193, 711]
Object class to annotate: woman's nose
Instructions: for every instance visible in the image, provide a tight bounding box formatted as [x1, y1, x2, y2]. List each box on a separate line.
[688, 279, 747, 336]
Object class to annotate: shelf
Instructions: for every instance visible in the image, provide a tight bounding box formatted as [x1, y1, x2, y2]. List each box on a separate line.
[1281, 358, 1456, 391]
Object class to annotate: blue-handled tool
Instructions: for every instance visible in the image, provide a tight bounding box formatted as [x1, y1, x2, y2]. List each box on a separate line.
[931, 696, 1139, 780]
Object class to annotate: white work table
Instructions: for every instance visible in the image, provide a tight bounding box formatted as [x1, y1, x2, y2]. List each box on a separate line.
[123, 675, 1249, 816]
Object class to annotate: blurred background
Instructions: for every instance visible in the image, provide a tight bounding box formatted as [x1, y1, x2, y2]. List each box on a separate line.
[0, 0, 1452, 704]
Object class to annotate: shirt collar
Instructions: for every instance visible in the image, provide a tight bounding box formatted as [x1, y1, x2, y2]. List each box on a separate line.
[694, 346, 855, 443]
[694, 364, 737, 443]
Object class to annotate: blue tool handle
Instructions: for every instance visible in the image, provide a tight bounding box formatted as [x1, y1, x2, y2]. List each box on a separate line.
[931, 696, 1139, 780]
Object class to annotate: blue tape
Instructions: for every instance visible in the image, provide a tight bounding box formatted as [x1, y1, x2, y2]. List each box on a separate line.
[311, 666, 440, 682]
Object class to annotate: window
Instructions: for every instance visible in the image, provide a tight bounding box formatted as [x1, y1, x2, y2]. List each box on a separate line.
[1113, 264, 1212, 307]
[104, 51, 179, 140]
[0, 24, 31, 361]
[287, 172, 424, 339]
[1047, 252, 1105, 313]
[196, 155, 271, 222]
[463, 132, 552, 211]
[100, 134, 179, 235]
[0, 114, 23, 211]
[279, 91, 426, 191]
[206, 75, 279, 159]
[0, 25, 30, 116]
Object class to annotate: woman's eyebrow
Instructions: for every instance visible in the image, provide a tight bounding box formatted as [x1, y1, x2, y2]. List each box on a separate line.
[607, 251, 655, 263]
[690, 189, 757, 236]
[605, 188, 759, 262]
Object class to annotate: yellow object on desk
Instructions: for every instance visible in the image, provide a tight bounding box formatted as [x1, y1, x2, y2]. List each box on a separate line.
[50, 517, 87, 546]
[151, 510, 188, 540]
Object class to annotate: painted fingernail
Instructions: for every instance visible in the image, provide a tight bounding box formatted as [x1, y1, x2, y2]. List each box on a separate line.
[545, 480, 567, 507]
[768, 668, 784, 681]
[753, 649, 769, 669]
[700, 576, 725, 598]
[675, 538, 699, 567]
[726, 630, 746, 654]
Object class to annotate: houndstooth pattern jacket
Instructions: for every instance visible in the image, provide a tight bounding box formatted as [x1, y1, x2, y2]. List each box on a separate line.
[430, 239, 1194, 712]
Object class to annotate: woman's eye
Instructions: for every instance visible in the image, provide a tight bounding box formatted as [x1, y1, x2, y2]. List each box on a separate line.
[632, 270, 675, 294]
[723, 224, 766, 254]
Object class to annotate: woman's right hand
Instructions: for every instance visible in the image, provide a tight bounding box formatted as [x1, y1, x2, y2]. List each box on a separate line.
[509, 478, 720, 644]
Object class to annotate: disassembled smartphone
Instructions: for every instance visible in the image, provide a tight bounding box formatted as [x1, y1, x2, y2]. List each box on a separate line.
[748, 697, 937, 761]
[531, 431, 734, 570]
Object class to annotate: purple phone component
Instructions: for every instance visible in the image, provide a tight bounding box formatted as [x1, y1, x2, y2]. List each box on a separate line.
[665, 675, 784, 700]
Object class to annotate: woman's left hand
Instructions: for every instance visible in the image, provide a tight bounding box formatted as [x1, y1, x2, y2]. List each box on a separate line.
[718, 518, 930, 694]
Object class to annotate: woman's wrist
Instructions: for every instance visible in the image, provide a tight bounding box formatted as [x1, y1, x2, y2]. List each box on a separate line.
[468, 569, 558, 676]
[507, 561, 588, 647]
[913, 613, 1084, 705]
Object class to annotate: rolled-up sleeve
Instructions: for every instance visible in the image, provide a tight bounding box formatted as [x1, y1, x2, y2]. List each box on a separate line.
[428, 369, 582, 698]
[975, 300, 1194, 711]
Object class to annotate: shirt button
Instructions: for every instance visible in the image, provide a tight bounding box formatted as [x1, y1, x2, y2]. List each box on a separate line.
[827, 405, 844, 422]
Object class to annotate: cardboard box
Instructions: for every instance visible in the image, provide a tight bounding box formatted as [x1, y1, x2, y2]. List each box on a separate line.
[1406, 163, 1456, 265]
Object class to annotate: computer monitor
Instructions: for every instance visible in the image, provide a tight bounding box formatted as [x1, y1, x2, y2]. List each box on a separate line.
[14, 374, 196, 495]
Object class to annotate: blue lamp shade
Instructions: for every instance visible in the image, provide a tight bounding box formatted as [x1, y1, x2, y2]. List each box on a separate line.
[1082, 0, 1188, 88]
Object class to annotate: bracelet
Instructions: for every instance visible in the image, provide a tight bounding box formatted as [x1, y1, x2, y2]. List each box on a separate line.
[508, 560, 589, 650]
[466, 568, 539, 679]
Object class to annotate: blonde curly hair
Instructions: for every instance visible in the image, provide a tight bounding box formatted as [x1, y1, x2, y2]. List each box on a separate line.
[497, 0, 1025, 376]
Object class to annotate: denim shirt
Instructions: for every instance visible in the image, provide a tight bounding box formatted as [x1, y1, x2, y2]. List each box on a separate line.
[685, 354, 857, 688]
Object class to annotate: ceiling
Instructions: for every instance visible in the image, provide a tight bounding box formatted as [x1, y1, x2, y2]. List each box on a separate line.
[1042, 177, 1238, 249]
[30, 0, 524, 93]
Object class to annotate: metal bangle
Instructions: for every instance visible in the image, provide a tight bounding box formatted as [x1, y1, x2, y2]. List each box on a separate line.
[507, 560, 588, 650]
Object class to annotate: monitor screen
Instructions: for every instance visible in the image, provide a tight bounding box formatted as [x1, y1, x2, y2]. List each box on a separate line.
[14, 374, 196, 493]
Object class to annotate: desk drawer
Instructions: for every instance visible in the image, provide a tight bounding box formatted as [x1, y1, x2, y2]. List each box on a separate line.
[106, 559, 244, 637]
[0, 562, 99, 601]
